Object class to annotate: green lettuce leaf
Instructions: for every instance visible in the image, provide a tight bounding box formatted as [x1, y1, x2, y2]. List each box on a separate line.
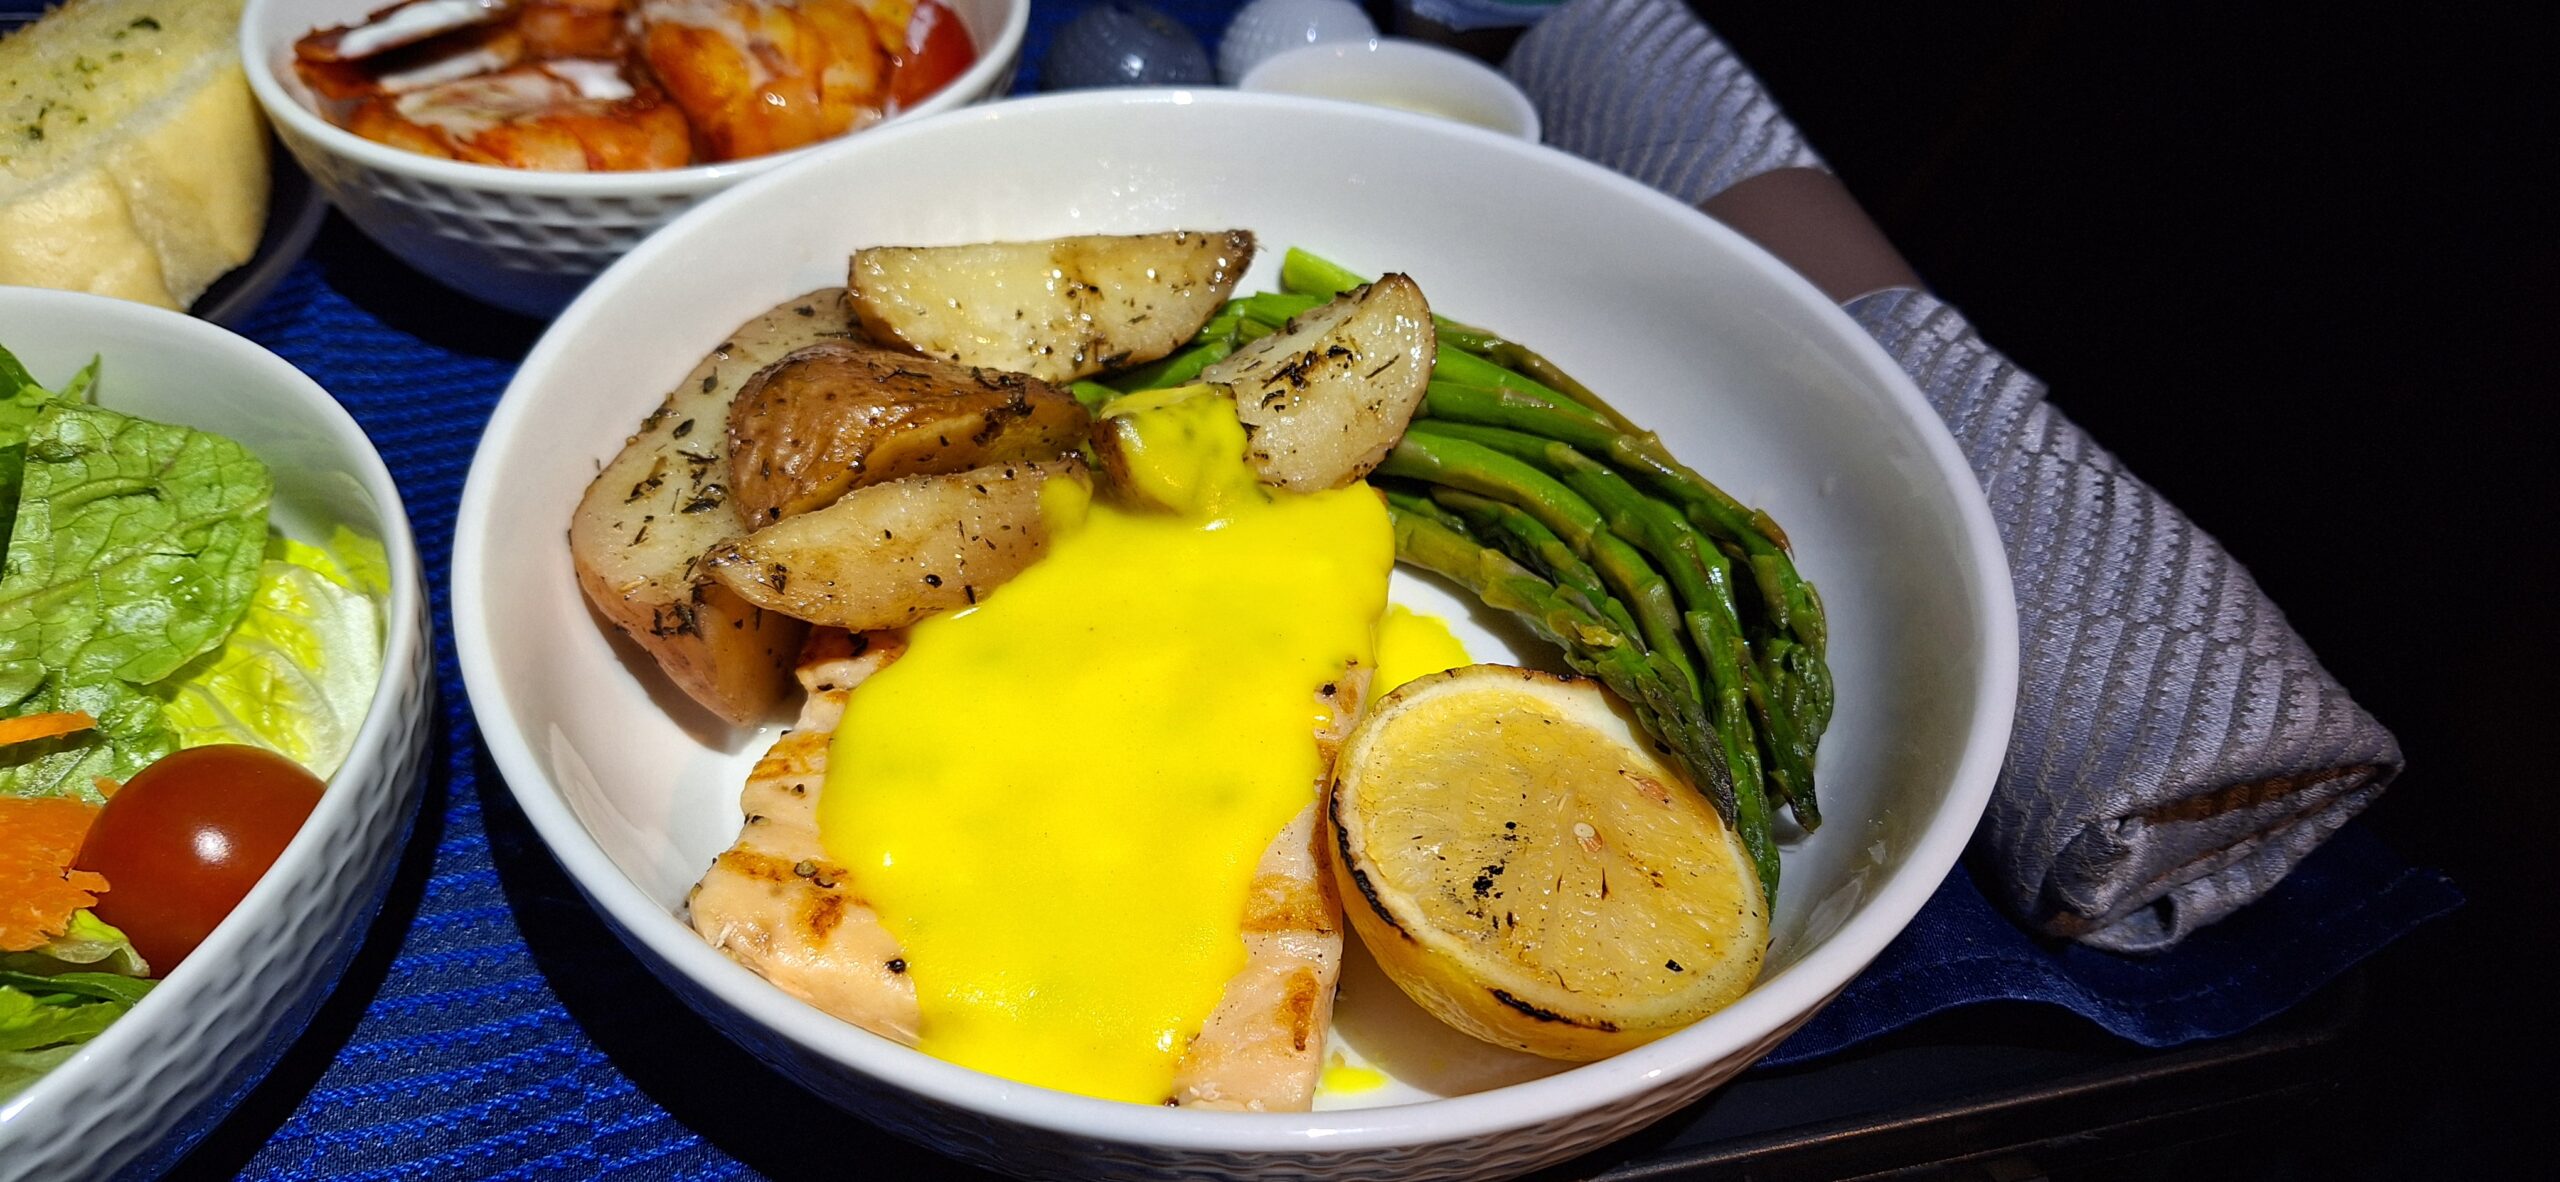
[0, 912, 156, 1099]
[0, 911, 151, 979]
[0, 679, 176, 802]
[0, 400, 272, 714]
[0, 908, 155, 1099]
[0, 971, 154, 1008]
[0, 986, 122, 1053]
[0, 344, 99, 429]
[160, 533, 386, 778]
[0, 344, 93, 560]
[0, 970, 154, 1100]
[0, 1041, 84, 1099]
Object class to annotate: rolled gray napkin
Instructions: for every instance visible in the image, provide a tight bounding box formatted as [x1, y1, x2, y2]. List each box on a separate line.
[1505, 0, 2404, 953]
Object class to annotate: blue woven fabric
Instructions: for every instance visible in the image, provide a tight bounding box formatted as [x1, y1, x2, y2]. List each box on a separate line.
[151, 5, 2456, 1173]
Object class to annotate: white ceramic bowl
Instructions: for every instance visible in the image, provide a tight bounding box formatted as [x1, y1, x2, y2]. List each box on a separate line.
[453, 90, 2016, 1179]
[0, 288, 434, 1181]
[240, 0, 1030, 318]
[1239, 36, 1540, 141]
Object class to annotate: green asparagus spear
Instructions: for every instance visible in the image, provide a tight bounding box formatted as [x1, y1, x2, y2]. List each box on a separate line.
[1752, 635, 1826, 829]
[1274, 249, 1611, 423]
[1069, 381, 1120, 412]
[1388, 483, 1739, 810]
[1425, 486, 1647, 644]
[1431, 350, 1610, 424]
[1106, 337, 1235, 392]
[1379, 485, 1474, 536]
[1475, 339, 1647, 435]
[1389, 506, 1777, 902]
[1270, 245, 1828, 854]
[1403, 420, 1822, 828]
[1374, 430, 1701, 697]
[1234, 290, 1327, 329]
[1420, 380, 1824, 653]
[1280, 247, 1366, 297]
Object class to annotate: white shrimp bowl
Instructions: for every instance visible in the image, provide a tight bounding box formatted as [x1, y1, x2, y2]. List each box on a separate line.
[240, 0, 1031, 318]
[454, 90, 2018, 1179]
[0, 288, 434, 1181]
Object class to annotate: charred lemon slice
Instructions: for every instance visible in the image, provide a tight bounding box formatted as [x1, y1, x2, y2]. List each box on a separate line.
[1327, 664, 1769, 1061]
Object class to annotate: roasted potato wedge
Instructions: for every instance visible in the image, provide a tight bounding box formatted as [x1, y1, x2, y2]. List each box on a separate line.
[1199, 274, 1436, 492]
[850, 230, 1255, 383]
[704, 459, 1089, 631]
[570, 289, 855, 724]
[726, 339, 1089, 527]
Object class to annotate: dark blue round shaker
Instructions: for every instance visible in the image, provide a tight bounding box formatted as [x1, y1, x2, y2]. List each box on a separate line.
[1039, 1, 1217, 89]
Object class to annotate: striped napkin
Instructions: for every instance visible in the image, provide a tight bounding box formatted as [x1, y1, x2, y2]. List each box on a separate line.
[1505, 0, 2403, 953]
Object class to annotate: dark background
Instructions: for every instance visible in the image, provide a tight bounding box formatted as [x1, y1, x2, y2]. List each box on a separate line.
[1674, 2, 2546, 1176]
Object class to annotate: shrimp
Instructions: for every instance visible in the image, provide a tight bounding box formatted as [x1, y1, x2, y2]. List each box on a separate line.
[292, 0, 966, 168]
[297, 0, 683, 171]
[634, 0, 903, 162]
[295, 0, 643, 93]
[340, 59, 694, 171]
[515, 0, 640, 59]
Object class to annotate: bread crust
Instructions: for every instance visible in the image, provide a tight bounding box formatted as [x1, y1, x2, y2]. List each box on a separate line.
[0, 2, 270, 308]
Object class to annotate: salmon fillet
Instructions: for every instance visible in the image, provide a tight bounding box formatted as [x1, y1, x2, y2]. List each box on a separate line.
[686, 628, 1354, 1109]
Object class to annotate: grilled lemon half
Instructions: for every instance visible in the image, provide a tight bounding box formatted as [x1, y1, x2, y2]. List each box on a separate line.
[1327, 664, 1769, 1061]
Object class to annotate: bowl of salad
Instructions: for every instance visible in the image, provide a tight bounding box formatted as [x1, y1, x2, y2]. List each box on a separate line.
[0, 287, 432, 1180]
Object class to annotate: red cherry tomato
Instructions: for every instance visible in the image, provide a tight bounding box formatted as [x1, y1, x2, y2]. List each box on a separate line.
[74, 745, 323, 973]
[889, 0, 977, 110]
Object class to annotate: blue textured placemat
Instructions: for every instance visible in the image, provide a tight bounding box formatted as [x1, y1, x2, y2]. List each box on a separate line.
[152, 5, 2456, 1174]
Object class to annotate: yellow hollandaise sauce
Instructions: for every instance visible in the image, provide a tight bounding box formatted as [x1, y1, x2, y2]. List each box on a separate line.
[1373, 604, 1471, 696]
[1318, 1049, 1389, 1097]
[819, 386, 1394, 1104]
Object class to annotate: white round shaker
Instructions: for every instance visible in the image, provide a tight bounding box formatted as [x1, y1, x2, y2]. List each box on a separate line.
[1216, 0, 1378, 85]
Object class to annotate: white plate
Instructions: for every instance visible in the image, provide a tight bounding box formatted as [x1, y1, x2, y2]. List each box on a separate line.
[453, 89, 2016, 1180]
[0, 288, 435, 1182]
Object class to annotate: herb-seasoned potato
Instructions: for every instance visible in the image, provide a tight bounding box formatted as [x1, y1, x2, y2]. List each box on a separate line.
[570, 289, 854, 724]
[1199, 274, 1436, 492]
[849, 230, 1255, 384]
[704, 459, 1089, 631]
[726, 339, 1089, 527]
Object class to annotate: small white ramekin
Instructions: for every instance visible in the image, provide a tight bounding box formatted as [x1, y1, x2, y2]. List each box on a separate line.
[1239, 36, 1541, 142]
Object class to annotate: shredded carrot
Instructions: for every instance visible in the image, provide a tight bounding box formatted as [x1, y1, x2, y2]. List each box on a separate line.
[0, 711, 97, 746]
[0, 796, 109, 952]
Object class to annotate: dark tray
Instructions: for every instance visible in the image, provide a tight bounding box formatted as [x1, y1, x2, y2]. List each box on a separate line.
[1547, 978, 2358, 1180]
